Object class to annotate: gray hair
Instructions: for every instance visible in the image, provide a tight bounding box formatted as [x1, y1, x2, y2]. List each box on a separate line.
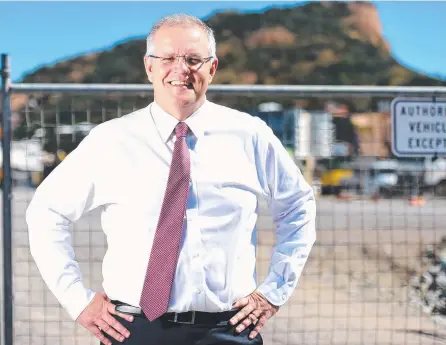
[146, 14, 216, 58]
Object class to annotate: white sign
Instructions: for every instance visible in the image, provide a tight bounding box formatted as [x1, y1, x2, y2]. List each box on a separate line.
[391, 97, 446, 157]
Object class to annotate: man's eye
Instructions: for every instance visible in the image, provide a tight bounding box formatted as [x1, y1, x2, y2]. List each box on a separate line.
[187, 58, 201, 65]
[162, 57, 175, 63]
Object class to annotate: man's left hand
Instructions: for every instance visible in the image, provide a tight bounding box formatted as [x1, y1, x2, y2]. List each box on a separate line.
[229, 290, 280, 339]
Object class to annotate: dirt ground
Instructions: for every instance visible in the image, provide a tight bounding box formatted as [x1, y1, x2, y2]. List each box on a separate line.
[2, 188, 446, 345]
[256, 196, 446, 345]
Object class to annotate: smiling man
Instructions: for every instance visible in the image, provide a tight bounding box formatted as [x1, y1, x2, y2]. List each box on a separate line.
[144, 22, 217, 119]
[26, 14, 316, 345]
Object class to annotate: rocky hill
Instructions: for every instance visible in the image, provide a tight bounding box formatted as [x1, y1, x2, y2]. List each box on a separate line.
[10, 1, 446, 127]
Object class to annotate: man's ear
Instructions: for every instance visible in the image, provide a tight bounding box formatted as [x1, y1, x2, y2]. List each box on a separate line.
[143, 56, 153, 83]
[208, 57, 219, 84]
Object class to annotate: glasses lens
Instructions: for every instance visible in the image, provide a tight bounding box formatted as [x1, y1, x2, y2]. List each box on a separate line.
[155, 55, 209, 70]
[185, 57, 202, 67]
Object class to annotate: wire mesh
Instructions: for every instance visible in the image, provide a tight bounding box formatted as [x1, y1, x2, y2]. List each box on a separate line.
[1, 88, 446, 345]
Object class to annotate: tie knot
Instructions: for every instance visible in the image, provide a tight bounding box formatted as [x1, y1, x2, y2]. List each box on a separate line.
[175, 122, 189, 138]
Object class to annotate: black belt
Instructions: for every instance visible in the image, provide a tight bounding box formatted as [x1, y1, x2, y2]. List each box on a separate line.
[111, 300, 239, 325]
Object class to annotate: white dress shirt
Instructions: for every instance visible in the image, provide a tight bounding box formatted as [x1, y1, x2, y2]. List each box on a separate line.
[26, 99, 316, 321]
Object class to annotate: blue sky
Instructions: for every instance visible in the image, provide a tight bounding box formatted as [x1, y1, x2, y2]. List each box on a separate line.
[1, 1, 445, 83]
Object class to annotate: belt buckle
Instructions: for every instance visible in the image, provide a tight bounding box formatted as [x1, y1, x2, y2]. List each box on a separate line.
[173, 311, 196, 324]
[115, 304, 141, 316]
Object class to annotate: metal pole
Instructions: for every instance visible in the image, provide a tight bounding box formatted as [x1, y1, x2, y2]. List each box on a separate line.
[9, 83, 446, 97]
[1, 53, 13, 345]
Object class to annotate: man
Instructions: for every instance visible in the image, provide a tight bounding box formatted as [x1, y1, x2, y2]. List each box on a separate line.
[26, 14, 316, 345]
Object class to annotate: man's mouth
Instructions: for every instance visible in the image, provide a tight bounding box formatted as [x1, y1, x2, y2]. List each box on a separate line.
[168, 80, 193, 88]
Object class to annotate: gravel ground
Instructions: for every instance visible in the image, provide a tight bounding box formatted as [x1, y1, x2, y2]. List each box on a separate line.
[1, 187, 445, 345]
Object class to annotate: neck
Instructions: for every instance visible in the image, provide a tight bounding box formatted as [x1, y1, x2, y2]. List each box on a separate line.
[155, 96, 205, 121]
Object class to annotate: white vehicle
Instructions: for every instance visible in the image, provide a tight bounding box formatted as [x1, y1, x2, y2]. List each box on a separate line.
[1, 122, 97, 187]
[0, 139, 44, 186]
[10, 139, 44, 172]
[339, 158, 400, 197]
[424, 157, 446, 197]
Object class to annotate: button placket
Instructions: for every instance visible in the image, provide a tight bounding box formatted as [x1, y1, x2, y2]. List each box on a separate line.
[187, 161, 205, 309]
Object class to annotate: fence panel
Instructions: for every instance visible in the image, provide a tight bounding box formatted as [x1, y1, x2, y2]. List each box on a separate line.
[2, 84, 446, 345]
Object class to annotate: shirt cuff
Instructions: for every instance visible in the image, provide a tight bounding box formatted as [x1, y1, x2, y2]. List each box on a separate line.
[256, 272, 291, 307]
[59, 281, 96, 320]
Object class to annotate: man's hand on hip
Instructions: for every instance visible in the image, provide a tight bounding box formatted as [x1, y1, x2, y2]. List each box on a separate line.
[230, 290, 280, 339]
[76, 292, 134, 345]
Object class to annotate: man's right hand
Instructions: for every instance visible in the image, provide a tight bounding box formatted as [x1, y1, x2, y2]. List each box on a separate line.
[76, 292, 134, 345]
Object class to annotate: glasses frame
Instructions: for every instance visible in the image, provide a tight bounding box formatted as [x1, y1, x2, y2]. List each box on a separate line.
[148, 54, 213, 71]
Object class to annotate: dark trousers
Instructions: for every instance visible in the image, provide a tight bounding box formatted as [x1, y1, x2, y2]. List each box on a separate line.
[101, 313, 263, 345]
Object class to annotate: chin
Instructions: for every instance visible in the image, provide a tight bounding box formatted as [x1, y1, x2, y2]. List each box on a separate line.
[172, 94, 197, 107]
[178, 98, 197, 108]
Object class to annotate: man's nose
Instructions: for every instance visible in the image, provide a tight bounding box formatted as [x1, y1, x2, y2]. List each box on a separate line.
[172, 56, 189, 72]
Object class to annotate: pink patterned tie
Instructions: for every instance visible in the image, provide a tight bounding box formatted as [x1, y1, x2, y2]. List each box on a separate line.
[139, 122, 190, 321]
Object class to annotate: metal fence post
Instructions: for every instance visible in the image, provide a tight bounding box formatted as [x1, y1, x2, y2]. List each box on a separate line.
[1, 53, 13, 345]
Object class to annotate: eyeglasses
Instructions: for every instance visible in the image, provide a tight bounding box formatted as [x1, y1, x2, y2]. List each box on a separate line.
[148, 54, 213, 71]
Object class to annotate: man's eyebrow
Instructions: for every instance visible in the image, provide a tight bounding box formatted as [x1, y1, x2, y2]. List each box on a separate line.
[154, 51, 205, 58]
[157, 52, 175, 56]
[186, 52, 204, 57]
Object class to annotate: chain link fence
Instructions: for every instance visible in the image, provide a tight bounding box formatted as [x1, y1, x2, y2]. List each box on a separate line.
[2, 62, 446, 344]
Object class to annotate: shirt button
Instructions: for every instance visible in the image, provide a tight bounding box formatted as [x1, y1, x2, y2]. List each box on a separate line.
[193, 253, 200, 259]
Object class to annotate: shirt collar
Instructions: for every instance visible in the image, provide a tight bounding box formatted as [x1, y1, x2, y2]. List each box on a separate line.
[150, 100, 209, 142]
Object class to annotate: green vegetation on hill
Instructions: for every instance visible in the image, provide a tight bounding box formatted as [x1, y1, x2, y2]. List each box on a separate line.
[15, 2, 446, 129]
